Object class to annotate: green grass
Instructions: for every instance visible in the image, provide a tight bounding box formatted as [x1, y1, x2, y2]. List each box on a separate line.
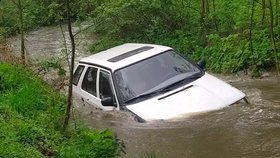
[0, 62, 124, 158]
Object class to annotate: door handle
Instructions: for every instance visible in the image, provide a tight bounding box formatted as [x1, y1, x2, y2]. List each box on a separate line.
[82, 98, 90, 102]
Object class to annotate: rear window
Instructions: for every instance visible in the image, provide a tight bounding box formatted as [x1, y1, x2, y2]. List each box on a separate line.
[73, 65, 85, 85]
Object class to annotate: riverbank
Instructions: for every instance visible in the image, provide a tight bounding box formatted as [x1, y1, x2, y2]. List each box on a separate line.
[0, 62, 124, 158]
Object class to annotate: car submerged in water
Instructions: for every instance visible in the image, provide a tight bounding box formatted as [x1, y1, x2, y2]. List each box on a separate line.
[73, 43, 246, 122]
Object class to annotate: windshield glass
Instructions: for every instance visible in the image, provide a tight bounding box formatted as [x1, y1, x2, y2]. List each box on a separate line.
[114, 50, 202, 104]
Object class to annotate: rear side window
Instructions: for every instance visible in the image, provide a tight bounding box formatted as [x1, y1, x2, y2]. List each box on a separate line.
[73, 65, 85, 85]
[82, 67, 98, 96]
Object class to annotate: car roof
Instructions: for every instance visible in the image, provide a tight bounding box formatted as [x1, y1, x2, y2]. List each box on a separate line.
[79, 43, 172, 71]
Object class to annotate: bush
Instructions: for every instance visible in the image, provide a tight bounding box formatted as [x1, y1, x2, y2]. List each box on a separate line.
[59, 130, 125, 158]
[191, 31, 275, 74]
[88, 0, 279, 75]
[0, 63, 124, 158]
[0, 0, 101, 36]
[90, 0, 200, 53]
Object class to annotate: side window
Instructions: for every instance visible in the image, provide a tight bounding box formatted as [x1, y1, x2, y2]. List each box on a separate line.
[73, 65, 85, 85]
[82, 67, 98, 96]
[99, 71, 114, 99]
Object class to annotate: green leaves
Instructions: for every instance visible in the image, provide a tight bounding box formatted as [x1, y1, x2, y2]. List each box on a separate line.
[191, 30, 275, 74]
[59, 130, 125, 158]
[0, 63, 124, 158]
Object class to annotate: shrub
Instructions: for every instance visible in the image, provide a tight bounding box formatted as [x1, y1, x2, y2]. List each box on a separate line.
[0, 63, 124, 158]
[191, 31, 275, 74]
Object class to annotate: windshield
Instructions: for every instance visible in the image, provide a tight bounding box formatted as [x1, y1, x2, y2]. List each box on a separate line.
[114, 50, 202, 104]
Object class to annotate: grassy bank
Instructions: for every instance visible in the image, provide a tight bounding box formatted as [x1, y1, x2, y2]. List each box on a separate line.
[0, 62, 124, 158]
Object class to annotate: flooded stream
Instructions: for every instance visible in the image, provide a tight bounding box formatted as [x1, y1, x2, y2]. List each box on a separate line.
[80, 80, 280, 158]
[9, 26, 280, 158]
[8, 24, 93, 63]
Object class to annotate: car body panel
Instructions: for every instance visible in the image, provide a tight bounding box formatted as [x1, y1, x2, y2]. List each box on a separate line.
[126, 73, 245, 121]
[79, 43, 171, 71]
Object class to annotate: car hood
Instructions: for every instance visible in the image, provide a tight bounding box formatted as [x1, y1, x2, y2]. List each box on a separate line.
[126, 73, 245, 121]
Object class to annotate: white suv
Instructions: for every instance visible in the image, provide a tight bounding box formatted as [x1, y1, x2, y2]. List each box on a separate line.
[73, 43, 246, 122]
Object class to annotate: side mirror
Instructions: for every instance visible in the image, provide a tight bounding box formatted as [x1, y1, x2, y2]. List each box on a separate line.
[101, 97, 117, 107]
[197, 60, 206, 70]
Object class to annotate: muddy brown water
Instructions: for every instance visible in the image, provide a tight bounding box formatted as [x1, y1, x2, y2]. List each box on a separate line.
[8, 24, 93, 64]
[78, 79, 280, 158]
[9, 27, 280, 158]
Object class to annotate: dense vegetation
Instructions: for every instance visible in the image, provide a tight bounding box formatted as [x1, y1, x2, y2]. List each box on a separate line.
[1, 0, 280, 75]
[0, 1, 279, 157]
[0, 62, 124, 158]
[91, 0, 280, 76]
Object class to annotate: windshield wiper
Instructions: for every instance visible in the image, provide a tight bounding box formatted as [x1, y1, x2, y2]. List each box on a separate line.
[124, 72, 203, 105]
[124, 90, 161, 104]
[159, 72, 202, 91]
[124, 82, 179, 104]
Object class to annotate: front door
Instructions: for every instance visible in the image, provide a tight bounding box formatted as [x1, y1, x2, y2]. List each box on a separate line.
[98, 70, 118, 110]
[80, 66, 101, 110]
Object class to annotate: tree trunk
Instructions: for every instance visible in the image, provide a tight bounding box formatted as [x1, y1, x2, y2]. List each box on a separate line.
[18, 0, 25, 65]
[249, 0, 255, 54]
[201, 0, 206, 20]
[261, 0, 266, 25]
[205, 0, 210, 17]
[201, 0, 209, 19]
[186, 0, 190, 25]
[63, 0, 76, 131]
[212, 0, 219, 32]
[276, 0, 280, 25]
[183, 0, 192, 32]
[200, 0, 207, 45]
[268, 0, 280, 77]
